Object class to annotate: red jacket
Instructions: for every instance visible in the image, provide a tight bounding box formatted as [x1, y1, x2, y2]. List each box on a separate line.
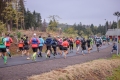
[30, 37, 40, 48]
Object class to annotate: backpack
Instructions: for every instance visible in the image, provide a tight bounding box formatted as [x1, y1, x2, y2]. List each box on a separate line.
[76, 40, 80, 45]
[0, 37, 4, 45]
[96, 39, 100, 44]
[32, 38, 38, 44]
[46, 38, 52, 45]
[52, 40, 57, 47]
[58, 39, 62, 45]
[6, 37, 10, 42]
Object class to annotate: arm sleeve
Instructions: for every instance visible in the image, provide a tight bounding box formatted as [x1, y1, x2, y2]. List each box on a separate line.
[29, 39, 32, 44]
[10, 38, 13, 43]
[37, 38, 40, 44]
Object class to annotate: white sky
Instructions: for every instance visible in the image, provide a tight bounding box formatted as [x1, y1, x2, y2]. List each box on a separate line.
[25, 0, 120, 26]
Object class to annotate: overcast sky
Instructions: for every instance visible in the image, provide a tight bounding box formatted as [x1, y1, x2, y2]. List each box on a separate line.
[25, 0, 120, 26]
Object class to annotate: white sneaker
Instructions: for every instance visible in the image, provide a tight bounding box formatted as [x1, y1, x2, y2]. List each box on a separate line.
[27, 57, 30, 60]
[81, 51, 83, 54]
[21, 54, 24, 57]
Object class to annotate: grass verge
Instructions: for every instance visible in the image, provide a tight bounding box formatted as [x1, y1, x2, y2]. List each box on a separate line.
[105, 54, 120, 80]
[106, 66, 120, 80]
[28, 59, 120, 80]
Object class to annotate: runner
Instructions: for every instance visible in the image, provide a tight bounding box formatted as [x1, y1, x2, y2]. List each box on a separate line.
[5, 33, 13, 58]
[18, 37, 24, 56]
[81, 38, 86, 55]
[68, 37, 74, 53]
[38, 36, 44, 57]
[95, 37, 101, 52]
[90, 37, 94, 49]
[99, 37, 103, 47]
[23, 36, 30, 60]
[86, 37, 91, 53]
[102, 36, 106, 45]
[23, 35, 26, 40]
[45, 35, 52, 58]
[51, 37, 58, 57]
[57, 37, 63, 55]
[62, 38, 69, 59]
[30, 33, 39, 61]
[0, 34, 7, 64]
[106, 36, 110, 45]
[75, 37, 81, 54]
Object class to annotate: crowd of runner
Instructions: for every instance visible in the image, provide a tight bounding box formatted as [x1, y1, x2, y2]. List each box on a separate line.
[0, 33, 117, 64]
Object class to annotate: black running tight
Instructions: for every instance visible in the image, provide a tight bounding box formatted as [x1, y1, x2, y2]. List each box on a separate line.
[70, 44, 73, 50]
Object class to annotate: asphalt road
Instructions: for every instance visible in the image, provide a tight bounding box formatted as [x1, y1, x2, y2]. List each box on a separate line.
[0, 43, 112, 68]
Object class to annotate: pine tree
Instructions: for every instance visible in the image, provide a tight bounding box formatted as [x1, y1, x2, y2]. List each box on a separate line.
[1, 2, 16, 31]
[42, 19, 47, 32]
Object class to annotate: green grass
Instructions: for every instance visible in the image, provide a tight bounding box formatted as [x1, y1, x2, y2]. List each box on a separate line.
[111, 54, 120, 59]
[106, 54, 120, 80]
[106, 66, 120, 80]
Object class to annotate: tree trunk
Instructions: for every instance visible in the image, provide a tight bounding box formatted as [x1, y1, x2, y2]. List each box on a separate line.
[16, 18, 18, 31]
[6, 20, 10, 31]
[10, 18, 12, 31]
[23, 20, 25, 30]
[21, 19, 22, 29]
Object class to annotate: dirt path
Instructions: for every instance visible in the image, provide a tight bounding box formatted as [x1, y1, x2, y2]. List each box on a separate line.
[0, 44, 119, 80]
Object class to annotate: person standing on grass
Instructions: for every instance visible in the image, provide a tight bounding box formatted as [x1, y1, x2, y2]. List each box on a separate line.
[45, 35, 52, 58]
[30, 33, 40, 61]
[75, 37, 81, 54]
[62, 38, 69, 59]
[5, 33, 13, 58]
[0, 34, 7, 64]
[81, 38, 86, 55]
[23, 36, 30, 60]
[38, 36, 44, 57]
[111, 43, 117, 54]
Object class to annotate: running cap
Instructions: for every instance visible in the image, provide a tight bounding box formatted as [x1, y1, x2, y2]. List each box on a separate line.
[33, 33, 36, 36]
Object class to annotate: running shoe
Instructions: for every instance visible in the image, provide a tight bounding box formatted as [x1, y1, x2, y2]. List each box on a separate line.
[46, 55, 48, 58]
[27, 57, 30, 60]
[4, 56, 7, 64]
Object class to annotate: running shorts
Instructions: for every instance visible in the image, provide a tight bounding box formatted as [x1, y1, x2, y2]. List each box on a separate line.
[19, 47, 24, 51]
[96, 44, 99, 47]
[32, 47, 38, 52]
[0, 48, 6, 52]
[62, 47, 68, 50]
[24, 45, 29, 50]
[59, 45, 63, 50]
[87, 45, 90, 48]
[81, 45, 86, 50]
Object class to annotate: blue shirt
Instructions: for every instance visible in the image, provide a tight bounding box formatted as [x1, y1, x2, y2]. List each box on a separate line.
[39, 38, 44, 46]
